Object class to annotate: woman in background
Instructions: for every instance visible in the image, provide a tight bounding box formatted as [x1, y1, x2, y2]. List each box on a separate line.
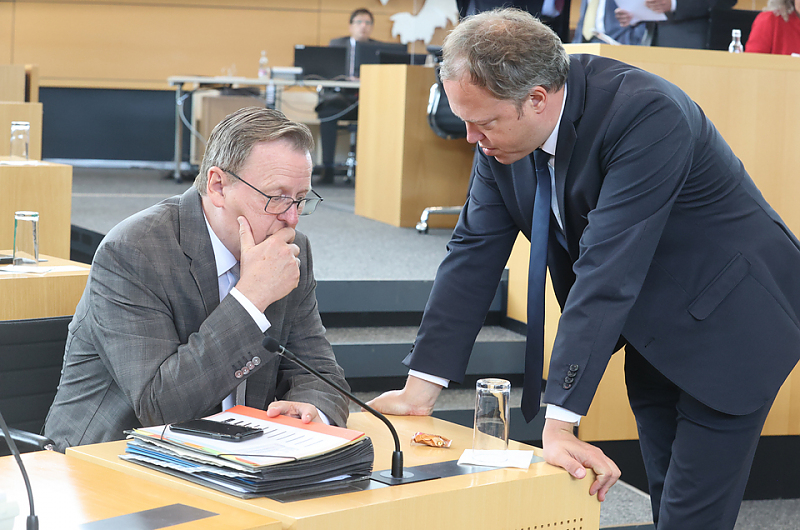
[746, 0, 800, 54]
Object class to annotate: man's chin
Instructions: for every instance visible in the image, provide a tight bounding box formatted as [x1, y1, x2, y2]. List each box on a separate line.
[491, 152, 526, 165]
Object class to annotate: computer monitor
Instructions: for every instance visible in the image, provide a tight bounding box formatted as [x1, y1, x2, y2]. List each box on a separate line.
[353, 41, 408, 76]
[377, 51, 428, 66]
[293, 45, 348, 80]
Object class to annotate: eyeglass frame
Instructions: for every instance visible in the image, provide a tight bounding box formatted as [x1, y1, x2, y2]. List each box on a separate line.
[221, 169, 323, 216]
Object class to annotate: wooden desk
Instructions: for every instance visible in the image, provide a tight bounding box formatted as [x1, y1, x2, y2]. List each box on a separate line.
[68, 414, 601, 530]
[0, 160, 71, 258]
[0, 450, 279, 529]
[0, 253, 89, 320]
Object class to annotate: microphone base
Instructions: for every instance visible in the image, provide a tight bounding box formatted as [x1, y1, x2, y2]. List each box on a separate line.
[370, 467, 439, 486]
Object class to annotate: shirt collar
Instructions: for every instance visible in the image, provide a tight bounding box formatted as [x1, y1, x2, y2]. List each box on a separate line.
[540, 83, 567, 158]
[204, 213, 237, 278]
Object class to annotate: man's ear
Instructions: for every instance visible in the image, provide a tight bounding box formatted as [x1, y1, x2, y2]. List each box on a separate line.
[529, 86, 548, 114]
[206, 167, 229, 208]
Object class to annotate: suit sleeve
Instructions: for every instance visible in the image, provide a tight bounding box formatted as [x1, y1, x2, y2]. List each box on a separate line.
[276, 235, 350, 426]
[404, 154, 520, 382]
[87, 239, 267, 427]
[544, 89, 695, 414]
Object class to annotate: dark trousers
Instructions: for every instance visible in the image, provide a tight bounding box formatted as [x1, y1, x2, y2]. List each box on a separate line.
[316, 88, 358, 170]
[624, 345, 773, 529]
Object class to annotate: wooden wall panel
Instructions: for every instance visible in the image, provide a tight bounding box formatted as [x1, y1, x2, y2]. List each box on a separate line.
[0, 2, 11, 64]
[7, 0, 442, 90]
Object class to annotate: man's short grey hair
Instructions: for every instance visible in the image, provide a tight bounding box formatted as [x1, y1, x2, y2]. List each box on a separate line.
[194, 106, 314, 194]
[439, 8, 569, 109]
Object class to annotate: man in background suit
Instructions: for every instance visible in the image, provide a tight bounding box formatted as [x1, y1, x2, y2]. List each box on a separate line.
[44, 107, 349, 452]
[369, 9, 800, 528]
[573, 0, 647, 45]
[616, 0, 736, 49]
[316, 8, 376, 184]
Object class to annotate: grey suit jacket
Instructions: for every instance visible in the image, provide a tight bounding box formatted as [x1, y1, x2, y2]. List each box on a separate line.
[405, 55, 800, 418]
[44, 188, 348, 451]
[653, 0, 735, 49]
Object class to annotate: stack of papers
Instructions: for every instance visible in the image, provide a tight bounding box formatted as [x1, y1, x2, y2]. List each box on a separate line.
[122, 406, 374, 498]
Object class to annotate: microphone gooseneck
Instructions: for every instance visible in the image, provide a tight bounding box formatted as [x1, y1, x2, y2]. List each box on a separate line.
[261, 336, 405, 479]
[0, 409, 39, 530]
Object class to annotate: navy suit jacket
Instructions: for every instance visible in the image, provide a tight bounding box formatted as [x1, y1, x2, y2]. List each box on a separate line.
[405, 55, 800, 418]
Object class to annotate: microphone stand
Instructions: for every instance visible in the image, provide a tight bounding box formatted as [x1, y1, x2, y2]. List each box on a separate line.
[0, 409, 39, 529]
[262, 336, 437, 485]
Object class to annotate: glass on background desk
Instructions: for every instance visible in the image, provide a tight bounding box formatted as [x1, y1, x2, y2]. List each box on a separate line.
[68, 413, 602, 530]
[0, 252, 89, 320]
[0, 450, 279, 529]
[168, 75, 360, 182]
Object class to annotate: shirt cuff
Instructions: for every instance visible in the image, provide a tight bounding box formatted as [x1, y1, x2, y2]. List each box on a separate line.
[229, 287, 271, 333]
[544, 404, 583, 425]
[316, 408, 332, 425]
[671, 0, 677, 11]
[408, 370, 450, 388]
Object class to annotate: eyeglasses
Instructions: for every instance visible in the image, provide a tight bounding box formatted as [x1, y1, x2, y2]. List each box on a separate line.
[222, 169, 323, 216]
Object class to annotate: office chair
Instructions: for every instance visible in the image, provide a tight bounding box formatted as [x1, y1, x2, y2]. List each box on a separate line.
[0, 316, 71, 456]
[417, 78, 469, 234]
[706, 8, 760, 51]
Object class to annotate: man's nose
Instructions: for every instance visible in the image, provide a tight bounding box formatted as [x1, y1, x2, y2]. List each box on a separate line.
[465, 123, 483, 144]
[278, 202, 300, 226]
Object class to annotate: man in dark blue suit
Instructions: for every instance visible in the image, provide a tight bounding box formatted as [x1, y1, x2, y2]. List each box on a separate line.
[369, 8, 800, 528]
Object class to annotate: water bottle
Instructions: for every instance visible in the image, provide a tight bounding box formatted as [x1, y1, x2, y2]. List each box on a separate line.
[728, 29, 743, 53]
[258, 50, 270, 78]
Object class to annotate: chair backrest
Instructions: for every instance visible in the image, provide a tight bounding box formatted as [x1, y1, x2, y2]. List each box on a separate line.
[427, 81, 467, 140]
[0, 317, 70, 441]
[707, 8, 760, 51]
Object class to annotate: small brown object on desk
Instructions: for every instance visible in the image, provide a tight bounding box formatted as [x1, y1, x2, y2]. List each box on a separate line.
[68, 413, 602, 530]
[0, 450, 280, 529]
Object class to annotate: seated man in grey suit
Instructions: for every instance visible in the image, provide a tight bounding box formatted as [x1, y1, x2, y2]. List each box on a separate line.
[573, 0, 647, 45]
[315, 8, 375, 184]
[44, 107, 349, 452]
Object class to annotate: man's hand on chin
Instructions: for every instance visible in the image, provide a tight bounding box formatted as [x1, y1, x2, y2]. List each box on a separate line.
[541, 418, 621, 501]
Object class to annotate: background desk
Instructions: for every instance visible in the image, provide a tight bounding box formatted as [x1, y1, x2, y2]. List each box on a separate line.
[0, 253, 89, 320]
[0, 450, 279, 529]
[68, 414, 601, 530]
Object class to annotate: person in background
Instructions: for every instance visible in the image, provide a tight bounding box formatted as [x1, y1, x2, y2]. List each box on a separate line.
[316, 8, 376, 184]
[573, 0, 647, 45]
[615, 0, 736, 49]
[44, 107, 349, 452]
[746, 0, 800, 54]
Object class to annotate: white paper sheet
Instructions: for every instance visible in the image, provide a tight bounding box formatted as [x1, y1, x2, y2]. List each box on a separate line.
[615, 0, 667, 25]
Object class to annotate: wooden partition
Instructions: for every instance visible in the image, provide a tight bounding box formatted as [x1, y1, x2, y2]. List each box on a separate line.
[6, 0, 451, 91]
[505, 45, 800, 441]
[355, 64, 474, 228]
[0, 159, 72, 259]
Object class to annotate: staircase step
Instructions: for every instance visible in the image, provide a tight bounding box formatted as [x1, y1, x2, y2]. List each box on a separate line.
[328, 325, 525, 379]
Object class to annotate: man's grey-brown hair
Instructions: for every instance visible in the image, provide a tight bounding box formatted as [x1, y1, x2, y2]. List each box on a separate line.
[439, 8, 569, 110]
[194, 106, 314, 194]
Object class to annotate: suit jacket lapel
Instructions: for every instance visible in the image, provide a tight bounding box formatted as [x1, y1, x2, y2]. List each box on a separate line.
[555, 57, 587, 249]
[179, 188, 220, 316]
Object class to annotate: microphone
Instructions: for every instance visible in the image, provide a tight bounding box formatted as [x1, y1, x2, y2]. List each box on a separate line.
[0, 409, 39, 530]
[262, 336, 436, 485]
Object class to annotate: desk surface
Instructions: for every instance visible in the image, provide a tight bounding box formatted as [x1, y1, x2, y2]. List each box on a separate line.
[168, 75, 360, 90]
[68, 414, 601, 530]
[0, 252, 89, 320]
[0, 450, 279, 529]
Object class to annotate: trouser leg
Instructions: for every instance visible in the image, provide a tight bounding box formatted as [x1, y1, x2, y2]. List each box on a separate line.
[625, 346, 772, 530]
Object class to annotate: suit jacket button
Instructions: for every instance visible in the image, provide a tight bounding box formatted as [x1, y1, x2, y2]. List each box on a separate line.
[564, 376, 574, 384]
[242, 366, 250, 375]
[252, 356, 261, 366]
[246, 361, 255, 370]
[567, 369, 577, 377]
[563, 382, 573, 390]
[235, 370, 243, 379]
[570, 364, 580, 371]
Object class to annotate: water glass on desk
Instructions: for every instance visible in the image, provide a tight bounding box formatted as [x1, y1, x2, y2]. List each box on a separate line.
[13, 211, 39, 265]
[472, 378, 511, 461]
[10, 121, 30, 160]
